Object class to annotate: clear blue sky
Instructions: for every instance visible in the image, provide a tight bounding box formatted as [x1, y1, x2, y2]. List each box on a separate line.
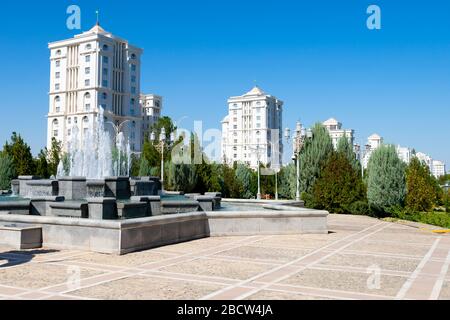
[0, 0, 449, 168]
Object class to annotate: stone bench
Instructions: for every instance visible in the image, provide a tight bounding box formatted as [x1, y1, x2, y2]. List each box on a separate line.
[117, 202, 148, 219]
[0, 223, 42, 249]
[194, 196, 215, 212]
[50, 201, 88, 218]
[0, 200, 30, 215]
[160, 200, 199, 215]
[130, 196, 161, 216]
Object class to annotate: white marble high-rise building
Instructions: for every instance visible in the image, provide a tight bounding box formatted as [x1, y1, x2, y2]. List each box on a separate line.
[396, 145, 414, 164]
[322, 118, 354, 149]
[432, 160, 446, 178]
[362, 133, 383, 169]
[221, 86, 283, 170]
[47, 23, 143, 152]
[140, 94, 162, 145]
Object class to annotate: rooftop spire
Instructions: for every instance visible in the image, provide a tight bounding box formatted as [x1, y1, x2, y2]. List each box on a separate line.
[95, 9, 100, 26]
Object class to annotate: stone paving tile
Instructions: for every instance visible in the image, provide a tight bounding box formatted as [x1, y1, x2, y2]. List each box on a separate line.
[68, 251, 176, 268]
[158, 257, 275, 280]
[319, 253, 420, 273]
[345, 240, 431, 256]
[69, 275, 224, 300]
[252, 236, 337, 250]
[439, 281, 450, 300]
[0, 263, 104, 290]
[159, 236, 249, 254]
[215, 245, 311, 263]
[246, 289, 334, 300]
[280, 268, 406, 297]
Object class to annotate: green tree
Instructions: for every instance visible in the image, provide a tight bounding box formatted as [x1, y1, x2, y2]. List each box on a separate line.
[337, 134, 360, 172]
[298, 123, 334, 201]
[278, 163, 296, 199]
[0, 153, 16, 190]
[139, 157, 151, 176]
[35, 149, 50, 178]
[405, 157, 440, 212]
[367, 145, 406, 214]
[47, 138, 62, 177]
[130, 154, 140, 177]
[221, 163, 241, 198]
[2, 132, 35, 176]
[311, 152, 366, 214]
[235, 163, 257, 199]
[167, 162, 197, 193]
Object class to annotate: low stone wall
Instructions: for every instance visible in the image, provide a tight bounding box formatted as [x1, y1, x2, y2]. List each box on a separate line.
[0, 208, 328, 255]
[0, 223, 42, 250]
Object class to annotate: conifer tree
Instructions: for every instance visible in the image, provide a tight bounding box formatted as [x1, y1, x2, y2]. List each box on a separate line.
[405, 157, 438, 212]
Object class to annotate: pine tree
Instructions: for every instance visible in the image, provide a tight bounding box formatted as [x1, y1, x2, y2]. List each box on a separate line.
[47, 138, 62, 177]
[367, 144, 406, 214]
[139, 157, 151, 177]
[35, 149, 50, 179]
[0, 153, 16, 190]
[278, 163, 296, 199]
[2, 132, 35, 176]
[298, 123, 334, 198]
[311, 152, 366, 214]
[235, 163, 257, 199]
[337, 134, 360, 172]
[405, 157, 438, 212]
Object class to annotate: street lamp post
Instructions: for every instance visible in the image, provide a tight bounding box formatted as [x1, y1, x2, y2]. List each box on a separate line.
[285, 121, 310, 201]
[150, 128, 174, 194]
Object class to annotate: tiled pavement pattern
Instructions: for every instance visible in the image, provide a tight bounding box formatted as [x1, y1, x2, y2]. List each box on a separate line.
[0, 214, 449, 300]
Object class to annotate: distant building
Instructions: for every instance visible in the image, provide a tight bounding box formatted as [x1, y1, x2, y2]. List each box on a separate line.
[140, 94, 162, 145]
[362, 133, 383, 169]
[322, 118, 354, 149]
[221, 86, 283, 170]
[432, 160, 446, 178]
[415, 152, 433, 169]
[396, 145, 414, 164]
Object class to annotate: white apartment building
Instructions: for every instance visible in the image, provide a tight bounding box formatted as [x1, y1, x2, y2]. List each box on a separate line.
[140, 94, 162, 145]
[322, 118, 354, 149]
[47, 23, 143, 152]
[396, 145, 414, 164]
[362, 133, 383, 169]
[221, 86, 283, 170]
[432, 160, 446, 178]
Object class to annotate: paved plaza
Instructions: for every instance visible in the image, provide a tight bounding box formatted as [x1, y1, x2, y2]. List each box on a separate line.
[0, 214, 449, 300]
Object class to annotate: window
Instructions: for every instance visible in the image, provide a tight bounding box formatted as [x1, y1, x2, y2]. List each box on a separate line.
[55, 84, 60, 90]
[131, 53, 136, 60]
[102, 44, 109, 51]
[131, 75, 136, 83]
[102, 56, 109, 64]
[55, 60, 60, 68]
[102, 68, 108, 76]
[74, 117, 78, 124]
[56, 50, 61, 56]
[53, 130, 58, 137]
[102, 80, 108, 87]
[233, 146, 237, 151]
[256, 123, 261, 128]
[84, 92, 91, 99]
[56, 106, 60, 113]
[55, 72, 60, 79]
[85, 104, 91, 111]
[85, 79, 90, 86]
[68, 118, 71, 125]
[131, 98, 135, 105]
[102, 93, 107, 100]
[234, 139, 238, 144]
[68, 129, 71, 136]
[83, 116, 89, 123]
[233, 110, 237, 115]
[85, 55, 90, 63]
[85, 44, 92, 50]
[85, 67, 90, 74]
[131, 64, 136, 72]
[256, 116, 261, 121]
[234, 154, 237, 159]
[131, 87, 136, 94]
[233, 125, 237, 130]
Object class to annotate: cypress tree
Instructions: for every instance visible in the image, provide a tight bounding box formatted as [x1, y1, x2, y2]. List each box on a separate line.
[367, 144, 406, 214]
[2, 132, 35, 176]
[298, 123, 334, 197]
[0, 153, 16, 190]
[405, 157, 438, 212]
[337, 134, 360, 173]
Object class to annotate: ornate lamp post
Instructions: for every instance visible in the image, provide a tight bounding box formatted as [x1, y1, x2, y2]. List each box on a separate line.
[150, 128, 175, 193]
[285, 121, 311, 201]
[248, 145, 263, 200]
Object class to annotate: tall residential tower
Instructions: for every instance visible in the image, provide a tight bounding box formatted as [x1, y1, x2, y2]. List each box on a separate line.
[221, 86, 283, 170]
[47, 23, 143, 152]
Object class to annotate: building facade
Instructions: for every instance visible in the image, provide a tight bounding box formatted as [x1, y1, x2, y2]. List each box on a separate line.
[322, 118, 354, 149]
[140, 94, 162, 146]
[432, 160, 446, 178]
[396, 145, 414, 165]
[47, 23, 143, 152]
[362, 133, 383, 169]
[221, 86, 283, 170]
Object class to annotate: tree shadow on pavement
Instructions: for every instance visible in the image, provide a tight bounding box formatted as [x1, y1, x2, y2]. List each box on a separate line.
[0, 249, 60, 268]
